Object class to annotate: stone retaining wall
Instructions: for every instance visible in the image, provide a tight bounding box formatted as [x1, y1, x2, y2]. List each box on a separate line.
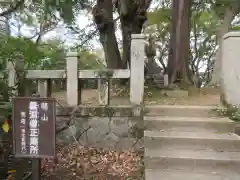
[55, 105, 145, 150]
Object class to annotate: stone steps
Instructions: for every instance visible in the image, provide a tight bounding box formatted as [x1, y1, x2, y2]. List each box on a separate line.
[144, 105, 240, 180]
[144, 116, 235, 133]
[145, 148, 240, 172]
[145, 105, 217, 117]
[146, 169, 240, 180]
[144, 130, 240, 152]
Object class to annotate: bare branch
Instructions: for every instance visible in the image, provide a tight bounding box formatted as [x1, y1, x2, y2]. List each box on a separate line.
[0, 0, 25, 17]
[26, 14, 59, 44]
[74, 16, 120, 49]
[35, 21, 58, 44]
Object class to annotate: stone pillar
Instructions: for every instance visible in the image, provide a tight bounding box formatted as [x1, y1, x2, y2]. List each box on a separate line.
[66, 52, 79, 106]
[98, 79, 108, 105]
[8, 58, 27, 97]
[7, 61, 17, 98]
[37, 80, 52, 97]
[208, 48, 221, 87]
[130, 34, 145, 105]
[221, 31, 240, 106]
[164, 74, 169, 87]
[37, 80, 47, 97]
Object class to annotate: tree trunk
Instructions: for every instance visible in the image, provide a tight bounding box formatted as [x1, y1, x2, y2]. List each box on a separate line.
[180, 0, 192, 87]
[99, 26, 122, 69]
[94, 0, 150, 69]
[119, 0, 148, 69]
[120, 19, 131, 69]
[167, 0, 192, 87]
[209, 5, 240, 85]
[120, 20, 143, 69]
[93, 0, 122, 69]
[167, 0, 178, 83]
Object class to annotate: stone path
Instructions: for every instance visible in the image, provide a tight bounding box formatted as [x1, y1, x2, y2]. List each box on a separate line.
[144, 105, 240, 180]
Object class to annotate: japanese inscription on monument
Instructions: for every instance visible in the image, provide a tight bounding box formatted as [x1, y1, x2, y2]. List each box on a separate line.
[29, 101, 39, 155]
[12, 97, 56, 158]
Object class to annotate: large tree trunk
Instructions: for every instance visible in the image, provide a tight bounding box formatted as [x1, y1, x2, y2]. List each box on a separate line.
[209, 5, 240, 86]
[93, 0, 151, 69]
[120, 17, 143, 69]
[119, 0, 149, 69]
[99, 26, 122, 69]
[167, 0, 192, 87]
[120, 18, 131, 69]
[180, 0, 192, 87]
[167, 0, 178, 83]
[93, 0, 122, 69]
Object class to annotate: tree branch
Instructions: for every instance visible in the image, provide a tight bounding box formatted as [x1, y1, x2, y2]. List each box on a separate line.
[73, 16, 120, 49]
[0, 0, 25, 17]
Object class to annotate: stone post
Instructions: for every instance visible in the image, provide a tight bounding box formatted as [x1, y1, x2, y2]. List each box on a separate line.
[164, 74, 169, 87]
[7, 61, 17, 98]
[66, 52, 79, 106]
[37, 80, 47, 97]
[98, 79, 108, 105]
[130, 34, 145, 105]
[37, 79, 52, 97]
[221, 31, 240, 106]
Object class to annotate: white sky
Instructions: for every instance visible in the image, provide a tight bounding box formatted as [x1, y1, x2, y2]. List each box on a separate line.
[10, 12, 121, 51]
[10, 14, 102, 47]
[8, 2, 158, 50]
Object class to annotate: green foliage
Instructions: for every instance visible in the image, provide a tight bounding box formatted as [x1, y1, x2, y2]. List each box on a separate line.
[0, 35, 45, 119]
[24, 0, 89, 24]
[211, 0, 240, 18]
[230, 25, 240, 31]
[0, 34, 104, 120]
[38, 39, 66, 69]
[0, 35, 45, 65]
[78, 49, 104, 69]
[213, 105, 240, 121]
[0, 35, 68, 69]
[1, 0, 89, 24]
[147, 8, 170, 26]
[44, 0, 89, 23]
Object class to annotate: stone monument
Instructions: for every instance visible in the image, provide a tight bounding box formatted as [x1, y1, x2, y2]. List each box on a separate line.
[221, 31, 240, 106]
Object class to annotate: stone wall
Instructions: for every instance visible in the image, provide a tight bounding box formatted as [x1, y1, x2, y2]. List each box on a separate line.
[55, 105, 145, 150]
[221, 32, 240, 106]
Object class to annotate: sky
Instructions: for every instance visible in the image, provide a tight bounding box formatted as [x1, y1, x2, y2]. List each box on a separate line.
[7, 1, 158, 50]
[11, 15, 99, 45]
[9, 10, 120, 51]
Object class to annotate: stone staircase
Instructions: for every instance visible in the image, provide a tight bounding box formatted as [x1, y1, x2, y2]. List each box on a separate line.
[144, 105, 240, 180]
[146, 74, 165, 88]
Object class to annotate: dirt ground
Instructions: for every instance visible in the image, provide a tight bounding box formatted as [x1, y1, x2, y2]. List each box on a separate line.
[52, 87, 221, 106]
[145, 87, 220, 106]
[41, 144, 143, 180]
